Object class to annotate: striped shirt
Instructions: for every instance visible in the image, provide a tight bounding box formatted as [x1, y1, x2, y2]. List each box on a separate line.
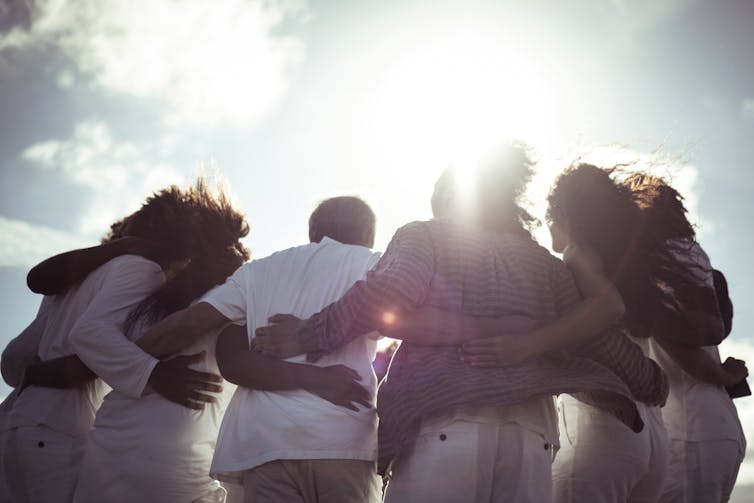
[307, 219, 669, 474]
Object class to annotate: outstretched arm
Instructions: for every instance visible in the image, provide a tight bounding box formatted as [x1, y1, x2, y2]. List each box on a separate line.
[20, 355, 95, 390]
[654, 336, 747, 388]
[27, 238, 164, 295]
[136, 302, 230, 359]
[253, 222, 436, 359]
[216, 324, 372, 411]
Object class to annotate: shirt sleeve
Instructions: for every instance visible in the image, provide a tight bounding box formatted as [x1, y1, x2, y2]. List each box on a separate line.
[307, 222, 435, 356]
[550, 261, 583, 316]
[200, 265, 248, 324]
[571, 327, 669, 406]
[1, 297, 53, 387]
[69, 257, 164, 398]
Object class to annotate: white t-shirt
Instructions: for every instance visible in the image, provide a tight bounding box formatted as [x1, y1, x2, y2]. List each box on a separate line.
[203, 238, 381, 482]
[8, 255, 162, 439]
[649, 242, 745, 445]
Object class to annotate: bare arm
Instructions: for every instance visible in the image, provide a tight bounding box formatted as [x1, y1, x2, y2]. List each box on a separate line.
[136, 302, 230, 358]
[27, 238, 163, 295]
[21, 355, 95, 390]
[216, 324, 372, 411]
[654, 336, 747, 387]
[460, 245, 625, 366]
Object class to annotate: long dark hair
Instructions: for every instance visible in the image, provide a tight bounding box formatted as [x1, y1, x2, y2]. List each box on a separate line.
[122, 179, 250, 334]
[547, 164, 710, 339]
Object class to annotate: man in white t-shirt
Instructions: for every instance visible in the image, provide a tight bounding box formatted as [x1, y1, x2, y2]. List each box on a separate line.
[141, 196, 383, 503]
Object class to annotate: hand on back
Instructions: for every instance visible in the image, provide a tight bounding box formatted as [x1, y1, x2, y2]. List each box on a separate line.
[148, 351, 223, 410]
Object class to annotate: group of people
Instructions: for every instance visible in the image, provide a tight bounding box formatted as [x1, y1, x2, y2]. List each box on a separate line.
[0, 143, 748, 503]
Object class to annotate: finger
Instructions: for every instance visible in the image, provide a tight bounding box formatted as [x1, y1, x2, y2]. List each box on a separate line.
[188, 380, 223, 393]
[337, 401, 359, 412]
[350, 383, 372, 404]
[176, 352, 205, 365]
[254, 327, 269, 337]
[268, 313, 298, 323]
[180, 398, 205, 411]
[188, 391, 217, 403]
[340, 365, 361, 381]
[187, 369, 223, 383]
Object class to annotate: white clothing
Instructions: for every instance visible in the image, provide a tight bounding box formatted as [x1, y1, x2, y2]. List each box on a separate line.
[1, 297, 51, 503]
[8, 256, 163, 440]
[553, 395, 669, 503]
[553, 335, 669, 503]
[74, 325, 234, 503]
[384, 412, 553, 503]
[202, 237, 382, 482]
[649, 241, 745, 502]
[659, 438, 744, 503]
[3, 424, 86, 503]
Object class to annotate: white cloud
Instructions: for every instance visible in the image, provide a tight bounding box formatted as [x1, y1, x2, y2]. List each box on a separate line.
[0, 0, 307, 126]
[742, 98, 754, 119]
[0, 216, 87, 268]
[22, 120, 187, 236]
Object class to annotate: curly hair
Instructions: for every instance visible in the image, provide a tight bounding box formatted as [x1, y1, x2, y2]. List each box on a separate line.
[121, 179, 250, 334]
[474, 141, 539, 236]
[547, 163, 711, 339]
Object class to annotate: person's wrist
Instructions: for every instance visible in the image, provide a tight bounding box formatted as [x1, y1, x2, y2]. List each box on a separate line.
[301, 365, 323, 393]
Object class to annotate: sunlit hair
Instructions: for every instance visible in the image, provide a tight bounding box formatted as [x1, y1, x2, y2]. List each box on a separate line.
[472, 141, 538, 236]
[547, 164, 710, 339]
[117, 179, 250, 334]
[309, 196, 376, 248]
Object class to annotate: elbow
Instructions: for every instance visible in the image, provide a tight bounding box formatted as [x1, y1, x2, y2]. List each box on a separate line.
[26, 268, 48, 295]
[604, 287, 626, 321]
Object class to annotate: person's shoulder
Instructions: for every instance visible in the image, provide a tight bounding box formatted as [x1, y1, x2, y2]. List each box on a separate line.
[101, 255, 163, 285]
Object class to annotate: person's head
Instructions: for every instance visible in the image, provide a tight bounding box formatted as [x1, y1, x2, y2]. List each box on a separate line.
[623, 172, 696, 242]
[431, 167, 457, 219]
[546, 163, 641, 274]
[547, 163, 711, 339]
[123, 179, 251, 333]
[308, 196, 376, 248]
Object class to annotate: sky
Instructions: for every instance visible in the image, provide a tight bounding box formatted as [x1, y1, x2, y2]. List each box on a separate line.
[1, 0, 753, 498]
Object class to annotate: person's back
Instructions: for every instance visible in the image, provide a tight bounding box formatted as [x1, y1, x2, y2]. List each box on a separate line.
[208, 237, 382, 483]
[4, 255, 163, 502]
[74, 316, 233, 503]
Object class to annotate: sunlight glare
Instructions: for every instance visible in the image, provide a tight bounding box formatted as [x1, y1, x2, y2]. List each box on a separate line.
[364, 27, 559, 193]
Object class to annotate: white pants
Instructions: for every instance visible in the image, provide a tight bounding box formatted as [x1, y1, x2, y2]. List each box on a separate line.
[2, 425, 86, 503]
[553, 396, 669, 503]
[659, 438, 744, 503]
[384, 417, 553, 503]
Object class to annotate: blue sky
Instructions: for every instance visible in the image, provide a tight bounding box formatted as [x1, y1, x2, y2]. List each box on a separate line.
[1, 0, 753, 496]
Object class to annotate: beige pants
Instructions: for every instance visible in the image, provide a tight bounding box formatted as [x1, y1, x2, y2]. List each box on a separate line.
[553, 396, 669, 503]
[659, 438, 744, 503]
[242, 459, 381, 503]
[384, 418, 553, 503]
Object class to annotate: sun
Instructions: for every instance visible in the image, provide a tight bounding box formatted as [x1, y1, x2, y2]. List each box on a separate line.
[362, 26, 560, 192]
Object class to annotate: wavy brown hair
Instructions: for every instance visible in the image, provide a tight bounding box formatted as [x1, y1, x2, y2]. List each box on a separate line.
[121, 179, 250, 334]
[547, 164, 710, 339]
